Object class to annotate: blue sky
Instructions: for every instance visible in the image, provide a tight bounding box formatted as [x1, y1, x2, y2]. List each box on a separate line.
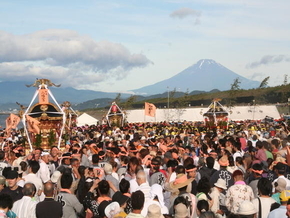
[0, 0, 289, 93]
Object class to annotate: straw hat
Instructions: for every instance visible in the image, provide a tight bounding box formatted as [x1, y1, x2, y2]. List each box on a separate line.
[145, 204, 164, 218]
[218, 155, 229, 167]
[169, 174, 193, 189]
[104, 163, 113, 175]
[275, 178, 286, 192]
[174, 203, 188, 218]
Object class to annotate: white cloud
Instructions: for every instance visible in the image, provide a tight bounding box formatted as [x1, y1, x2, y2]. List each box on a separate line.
[0, 61, 116, 88]
[170, 7, 201, 23]
[0, 29, 152, 88]
[247, 55, 290, 69]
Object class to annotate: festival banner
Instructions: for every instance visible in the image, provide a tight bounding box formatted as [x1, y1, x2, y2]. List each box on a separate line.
[5, 114, 20, 135]
[144, 102, 156, 117]
[26, 115, 41, 134]
[39, 89, 49, 104]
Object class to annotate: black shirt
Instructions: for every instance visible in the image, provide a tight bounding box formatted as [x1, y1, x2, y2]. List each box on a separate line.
[1, 186, 23, 202]
[36, 198, 63, 218]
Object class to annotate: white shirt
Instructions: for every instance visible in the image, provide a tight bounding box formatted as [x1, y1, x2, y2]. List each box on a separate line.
[209, 187, 221, 213]
[12, 196, 37, 218]
[23, 173, 45, 201]
[129, 178, 139, 193]
[192, 155, 199, 166]
[136, 183, 151, 202]
[37, 160, 50, 183]
[24, 173, 43, 191]
[252, 197, 276, 218]
[0, 161, 9, 176]
[233, 150, 244, 162]
[169, 172, 177, 183]
[112, 172, 119, 181]
[17, 179, 25, 188]
[213, 160, 220, 171]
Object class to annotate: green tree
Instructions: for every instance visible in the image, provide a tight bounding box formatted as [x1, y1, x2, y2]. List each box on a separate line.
[169, 88, 176, 99]
[259, 76, 270, 88]
[176, 89, 190, 107]
[227, 78, 241, 107]
[48, 130, 56, 147]
[254, 76, 270, 104]
[284, 74, 288, 86]
[34, 133, 42, 148]
[114, 93, 121, 105]
[231, 78, 241, 91]
[124, 95, 137, 109]
[256, 77, 270, 103]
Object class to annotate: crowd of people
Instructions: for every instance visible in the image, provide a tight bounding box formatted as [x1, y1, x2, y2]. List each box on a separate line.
[0, 119, 290, 218]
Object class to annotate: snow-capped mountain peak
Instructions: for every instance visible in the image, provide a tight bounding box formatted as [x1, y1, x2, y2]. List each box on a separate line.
[133, 59, 260, 95]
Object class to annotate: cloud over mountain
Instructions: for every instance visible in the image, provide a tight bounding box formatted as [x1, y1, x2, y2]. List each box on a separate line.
[0, 29, 151, 87]
[247, 55, 290, 69]
[170, 7, 201, 24]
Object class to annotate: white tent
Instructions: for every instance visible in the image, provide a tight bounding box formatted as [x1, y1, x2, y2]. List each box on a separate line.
[77, 113, 99, 126]
[126, 105, 280, 122]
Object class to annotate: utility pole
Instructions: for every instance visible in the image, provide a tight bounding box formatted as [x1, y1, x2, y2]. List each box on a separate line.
[167, 86, 169, 121]
[167, 86, 169, 109]
[252, 100, 255, 120]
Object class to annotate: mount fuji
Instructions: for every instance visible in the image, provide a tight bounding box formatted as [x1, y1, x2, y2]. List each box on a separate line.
[133, 59, 260, 95]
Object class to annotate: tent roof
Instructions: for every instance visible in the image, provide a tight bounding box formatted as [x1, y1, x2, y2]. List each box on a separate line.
[77, 113, 98, 127]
